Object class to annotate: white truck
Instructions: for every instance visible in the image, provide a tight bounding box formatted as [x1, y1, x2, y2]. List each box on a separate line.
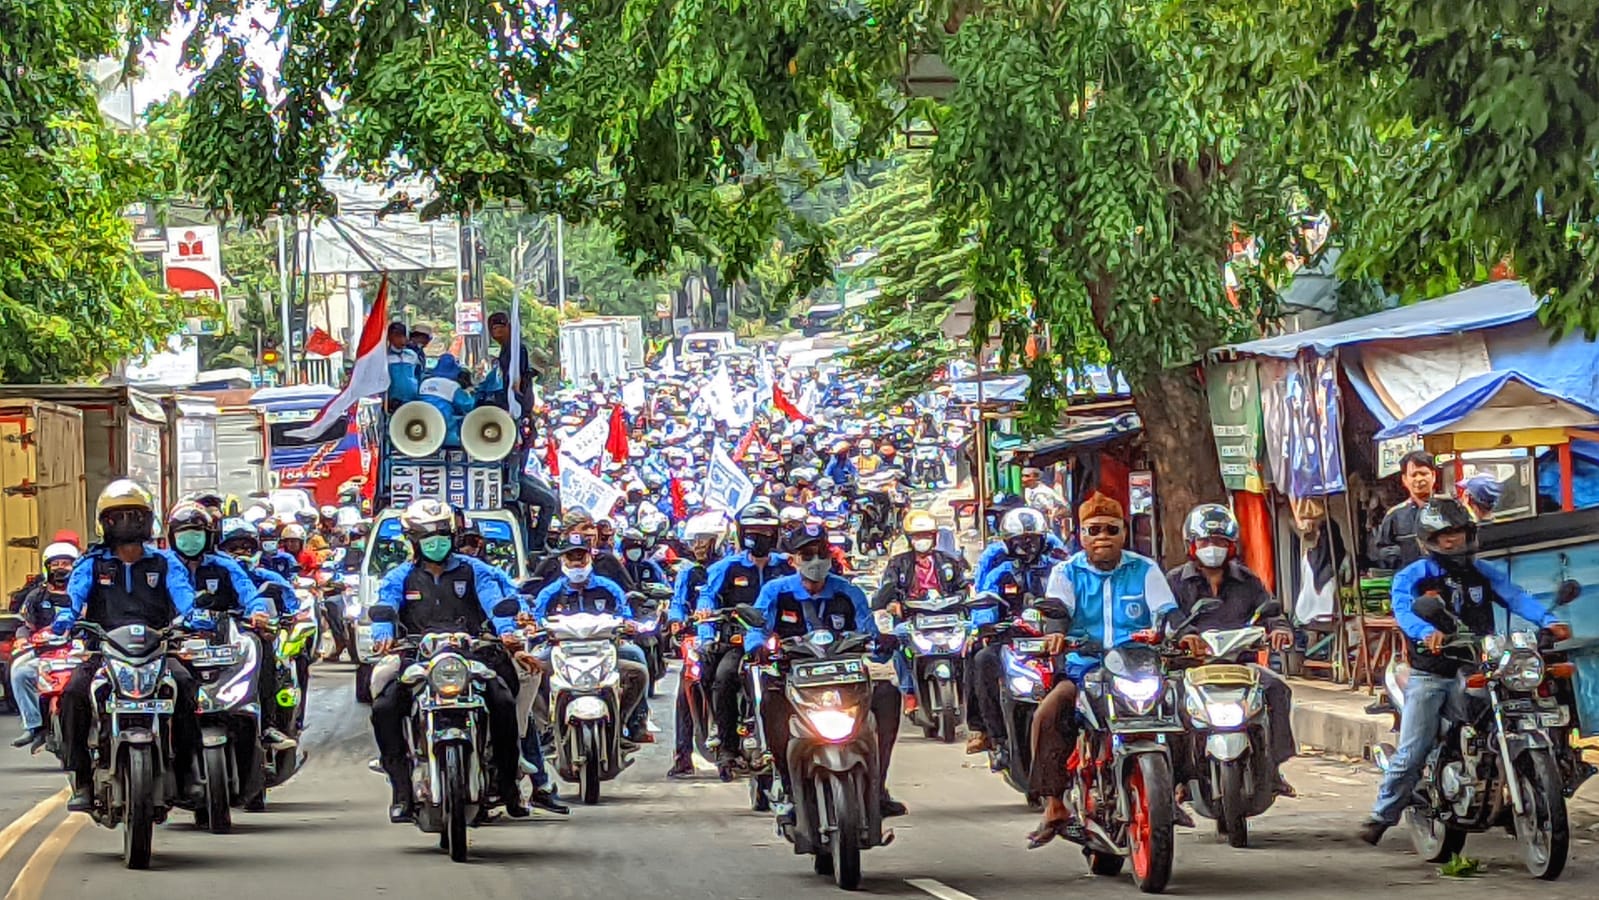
[559, 316, 643, 387]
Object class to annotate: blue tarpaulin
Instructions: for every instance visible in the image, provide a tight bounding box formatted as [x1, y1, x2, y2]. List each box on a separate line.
[1374, 371, 1599, 442]
[1213, 281, 1540, 360]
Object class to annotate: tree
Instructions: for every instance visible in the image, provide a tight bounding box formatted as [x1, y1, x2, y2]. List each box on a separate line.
[1192, 1, 1599, 337]
[0, 4, 193, 382]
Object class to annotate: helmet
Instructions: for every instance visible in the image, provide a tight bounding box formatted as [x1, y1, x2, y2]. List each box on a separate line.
[257, 518, 281, 540]
[96, 479, 156, 543]
[294, 509, 317, 528]
[735, 499, 781, 556]
[999, 506, 1048, 563]
[189, 492, 226, 516]
[319, 504, 338, 521]
[779, 505, 808, 526]
[43, 541, 80, 565]
[219, 518, 260, 555]
[903, 509, 938, 535]
[815, 476, 835, 492]
[281, 523, 308, 543]
[879, 442, 897, 457]
[1416, 497, 1477, 563]
[736, 499, 781, 529]
[1183, 503, 1239, 566]
[401, 498, 456, 541]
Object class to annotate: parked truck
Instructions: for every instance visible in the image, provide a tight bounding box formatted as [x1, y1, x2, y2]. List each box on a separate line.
[0, 399, 87, 598]
[559, 316, 643, 386]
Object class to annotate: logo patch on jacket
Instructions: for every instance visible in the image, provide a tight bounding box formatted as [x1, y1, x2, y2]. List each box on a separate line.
[453, 581, 468, 598]
[205, 578, 219, 593]
[1125, 601, 1143, 619]
[1468, 585, 1484, 604]
[830, 614, 848, 630]
[146, 572, 160, 588]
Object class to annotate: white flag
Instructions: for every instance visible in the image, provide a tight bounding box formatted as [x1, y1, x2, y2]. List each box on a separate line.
[704, 442, 755, 513]
[622, 378, 647, 411]
[563, 414, 609, 463]
[658, 345, 677, 376]
[558, 453, 625, 520]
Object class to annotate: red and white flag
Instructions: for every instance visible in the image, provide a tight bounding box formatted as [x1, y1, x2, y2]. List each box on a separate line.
[287, 276, 391, 440]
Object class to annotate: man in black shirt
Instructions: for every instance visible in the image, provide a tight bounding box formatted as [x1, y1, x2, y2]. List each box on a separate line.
[1373, 450, 1438, 570]
[486, 311, 555, 549]
[1167, 504, 1297, 794]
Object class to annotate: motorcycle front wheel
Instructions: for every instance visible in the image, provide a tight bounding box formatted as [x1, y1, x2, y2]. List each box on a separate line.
[123, 746, 156, 870]
[442, 744, 470, 862]
[825, 772, 863, 891]
[1126, 754, 1175, 893]
[202, 744, 233, 834]
[1405, 804, 1466, 862]
[1514, 749, 1569, 880]
[1218, 760, 1248, 848]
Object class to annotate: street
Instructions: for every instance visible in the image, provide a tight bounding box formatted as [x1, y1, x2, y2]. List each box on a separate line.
[1, 663, 1595, 899]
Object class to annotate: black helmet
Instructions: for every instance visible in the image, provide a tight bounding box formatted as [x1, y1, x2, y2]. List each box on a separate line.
[735, 499, 781, 556]
[1416, 497, 1477, 563]
[783, 521, 829, 555]
[166, 501, 215, 558]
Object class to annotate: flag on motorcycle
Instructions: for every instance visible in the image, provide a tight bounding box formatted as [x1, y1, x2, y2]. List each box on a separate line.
[544, 437, 560, 477]
[669, 475, 687, 520]
[287, 275, 390, 440]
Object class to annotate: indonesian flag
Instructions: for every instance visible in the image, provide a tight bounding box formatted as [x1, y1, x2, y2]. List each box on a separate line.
[732, 421, 764, 462]
[305, 328, 343, 357]
[605, 404, 630, 463]
[544, 439, 560, 477]
[669, 476, 687, 520]
[772, 383, 809, 422]
[287, 276, 390, 440]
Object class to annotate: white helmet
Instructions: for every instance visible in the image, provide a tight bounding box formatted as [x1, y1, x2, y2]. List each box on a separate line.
[43, 542, 80, 564]
[281, 523, 309, 542]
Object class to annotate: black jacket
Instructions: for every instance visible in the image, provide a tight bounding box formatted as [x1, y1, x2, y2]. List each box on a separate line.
[1165, 560, 1287, 635]
[1374, 499, 1427, 570]
[873, 551, 967, 610]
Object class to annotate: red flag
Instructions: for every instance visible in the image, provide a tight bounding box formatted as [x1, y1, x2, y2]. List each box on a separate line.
[544, 439, 559, 477]
[669, 476, 687, 520]
[772, 384, 810, 422]
[732, 422, 761, 462]
[305, 327, 342, 357]
[287, 275, 389, 439]
[605, 404, 629, 462]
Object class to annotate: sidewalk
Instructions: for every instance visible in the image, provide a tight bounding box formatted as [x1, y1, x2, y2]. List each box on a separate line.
[1285, 676, 1393, 761]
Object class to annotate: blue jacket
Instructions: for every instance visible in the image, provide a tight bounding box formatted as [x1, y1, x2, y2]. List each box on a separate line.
[624, 556, 668, 586]
[823, 457, 858, 485]
[417, 375, 474, 447]
[532, 574, 632, 624]
[973, 534, 1068, 587]
[1045, 551, 1176, 650]
[976, 557, 1056, 627]
[695, 551, 794, 644]
[387, 345, 422, 404]
[669, 559, 714, 624]
[1391, 557, 1556, 641]
[246, 565, 299, 614]
[56, 545, 196, 630]
[370, 555, 519, 642]
[259, 549, 299, 581]
[184, 552, 270, 618]
[746, 573, 881, 655]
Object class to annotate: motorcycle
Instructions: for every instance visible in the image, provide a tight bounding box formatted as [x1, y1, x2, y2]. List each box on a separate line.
[679, 605, 779, 808]
[268, 605, 317, 784]
[775, 628, 890, 892]
[541, 612, 634, 805]
[895, 593, 997, 743]
[76, 621, 182, 870]
[25, 628, 87, 760]
[910, 439, 945, 489]
[989, 603, 1055, 808]
[316, 556, 360, 664]
[853, 483, 897, 557]
[628, 583, 673, 697]
[1373, 595, 1571, 880]
[394, 632, 500, 862]
[0, 612, 21, 714]
[1033, 596, 1185, 894]
[179, 608, 266, 833]
[1175, 599, 1282, 847]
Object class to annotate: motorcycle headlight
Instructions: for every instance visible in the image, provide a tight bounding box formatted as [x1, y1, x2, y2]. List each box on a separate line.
[802, 706, 862, 743]
[428, 656, 472, 698]
[1112, 675, 1162, 707]
[911, 631, 936, 653]
[109, 658, 164, 699]
[1185, 686, 1249, 727]
[1499, 651, 1544, 692]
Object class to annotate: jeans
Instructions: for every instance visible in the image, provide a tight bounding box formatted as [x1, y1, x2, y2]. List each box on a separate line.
[520, 727, 552, 789]
[1371, 670, 1467, 825]
[10, 655, 41, 731]
[891, 653, 915, 696]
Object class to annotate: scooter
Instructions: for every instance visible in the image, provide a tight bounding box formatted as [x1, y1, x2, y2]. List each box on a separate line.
[775, 628, 891, 892]
[1176, 599, 1283, 847]
[25, 629, 86, 760]
[267, 608, 316, 785]
[910, 439, 945, 489]
[990, 605, 1055, 808]
[628, 584, 673, 697]
[76, 621, 182, 870]
[541, 612, 634, 805]
[896, 593, 993, 743]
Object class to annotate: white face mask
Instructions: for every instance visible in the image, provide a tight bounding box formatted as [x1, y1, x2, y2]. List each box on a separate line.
[911, 537, 934, 554]
[1195, 545, 1229, 568]
[562, 563, 592, 584]
[624, 547, 643, 561]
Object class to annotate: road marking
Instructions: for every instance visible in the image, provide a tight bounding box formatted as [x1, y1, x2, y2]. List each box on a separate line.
[4, 812, 87, 900]
[906, 878, 981, 900]
[0, 789, 67, 865]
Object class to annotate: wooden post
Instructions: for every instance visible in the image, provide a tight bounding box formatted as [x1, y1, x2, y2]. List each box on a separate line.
[1559, 443, 1575, 512]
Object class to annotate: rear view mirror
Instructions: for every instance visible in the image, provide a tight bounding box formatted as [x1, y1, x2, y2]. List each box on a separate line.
[734, 603, 766, 629]
[1256, 601, 1283, 620]
[967, 592, 1003, 612]
[1410, 594, 1457, 632]
[1030, 596, 1072, 620]
[1555, 580, 1582, 607]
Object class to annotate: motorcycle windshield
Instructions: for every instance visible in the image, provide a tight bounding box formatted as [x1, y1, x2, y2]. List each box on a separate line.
[1104, 644, 1160, 680]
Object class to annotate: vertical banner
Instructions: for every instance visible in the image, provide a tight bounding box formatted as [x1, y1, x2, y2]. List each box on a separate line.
[1259, 354, 1345, 499]
[1205, 360, 1267, 492]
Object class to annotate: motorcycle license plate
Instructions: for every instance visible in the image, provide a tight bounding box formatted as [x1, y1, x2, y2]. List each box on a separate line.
[790, 658, 868, 687]
[915, 448, 940, 459]
[915, 613, 962, 630]
[187, 646, 238, 666]
[107, 699, 174, 714]
[1012, 637, 1048, 654]
[561, 640, 611, 656]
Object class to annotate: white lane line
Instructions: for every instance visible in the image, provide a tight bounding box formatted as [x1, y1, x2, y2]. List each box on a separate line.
[0, 788, 67, 865]
[906, 877, 981, 900]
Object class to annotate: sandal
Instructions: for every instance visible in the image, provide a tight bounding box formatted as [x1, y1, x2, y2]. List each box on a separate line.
[1026, 817, 1081, 849]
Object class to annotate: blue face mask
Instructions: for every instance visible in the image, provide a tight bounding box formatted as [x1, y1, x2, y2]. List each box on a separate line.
[174, 530, 208, 558]
[419, 536, 453, 563]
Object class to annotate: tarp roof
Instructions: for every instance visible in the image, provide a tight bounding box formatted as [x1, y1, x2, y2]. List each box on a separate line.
[1374, 371, 1599, 442]
[947, 367, 1132, 404]
[302, 178, 461, 275]
[1212, 281, 1541, 360]
[1019, 412, 1144, 466]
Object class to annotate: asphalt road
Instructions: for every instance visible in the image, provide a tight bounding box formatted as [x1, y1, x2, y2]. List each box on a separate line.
[2, 661, 1597, 899]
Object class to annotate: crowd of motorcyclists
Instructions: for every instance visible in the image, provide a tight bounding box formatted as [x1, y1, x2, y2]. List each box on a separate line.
[1, 346, 1580, 888]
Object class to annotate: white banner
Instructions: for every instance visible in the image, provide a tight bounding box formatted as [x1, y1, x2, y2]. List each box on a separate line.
[563, 414, 609, 463]
[706, 363, 735, 422]
[658, 345, 677, 376]
[558, 453, 625, 520]
[704, 443, 755, 513]
[728, 388, 757, 427]
[622, 378, 647, 411]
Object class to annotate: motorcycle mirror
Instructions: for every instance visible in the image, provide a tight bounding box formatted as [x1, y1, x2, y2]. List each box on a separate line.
[1029, 596, 1072, 620]
[968, 592, 1003, 611]
[1410, 594, 1457, 632]
[1255, 600, 1283, 620]
[1555, 579, 1582, 607]
[734, 603, 766, 629]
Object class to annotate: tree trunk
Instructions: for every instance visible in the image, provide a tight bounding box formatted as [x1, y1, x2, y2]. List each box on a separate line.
[1130, 363, 1229, 568]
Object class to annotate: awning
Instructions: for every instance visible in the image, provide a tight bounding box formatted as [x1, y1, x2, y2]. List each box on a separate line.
[1020, 412, 1143, 466]
[1212, 281, 1540, 360]
[1374, 371, 1599, 443]
[947, 367, 1131, 404]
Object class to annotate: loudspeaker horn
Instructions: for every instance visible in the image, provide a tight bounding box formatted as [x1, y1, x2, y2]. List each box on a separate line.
[388, 401, 446, 458]
[461, 406, 517, 462]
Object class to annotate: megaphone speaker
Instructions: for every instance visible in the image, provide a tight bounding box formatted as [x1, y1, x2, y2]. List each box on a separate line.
[388, 401, 446, 458]
[461, 406, 517, 462]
